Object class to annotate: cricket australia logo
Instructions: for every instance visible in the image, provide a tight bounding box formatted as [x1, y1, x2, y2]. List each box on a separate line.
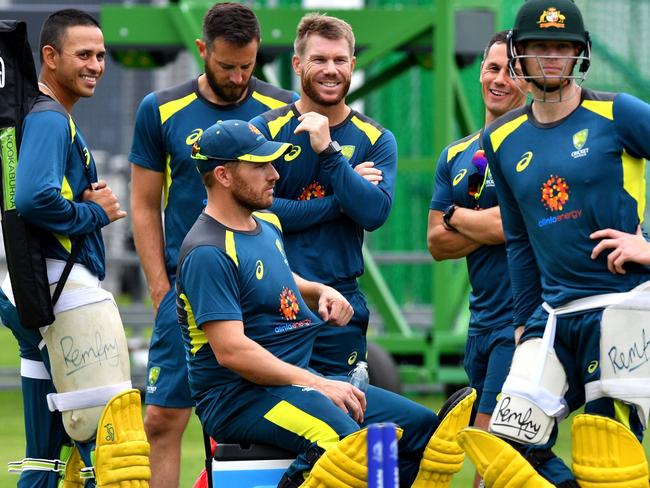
[538, 8, 566, 29]
[146, 366, 160, 394]
[571, 129, 589, 159]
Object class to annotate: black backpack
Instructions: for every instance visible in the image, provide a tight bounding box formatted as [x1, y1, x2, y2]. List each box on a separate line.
[0, 20, 54, 328]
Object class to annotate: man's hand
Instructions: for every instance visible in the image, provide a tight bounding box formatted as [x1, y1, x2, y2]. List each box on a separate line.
[83, 180, 127, 222]
[354, 161, 383, 185]
[590, 226, 650, 274]
[317, 286, 354, 326]
[294, 112, 332, 154]
[150, 282, 171, 318]
[314, 377, 366, 423]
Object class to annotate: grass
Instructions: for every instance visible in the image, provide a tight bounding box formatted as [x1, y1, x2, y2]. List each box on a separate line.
[1, 326, 649, 487]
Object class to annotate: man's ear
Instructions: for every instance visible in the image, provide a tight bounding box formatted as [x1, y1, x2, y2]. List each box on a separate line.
[196, 39, 207, 61]
[41, 45, 58, 70]
[291, 54, 302, 77]
[214, 165, 232, 187]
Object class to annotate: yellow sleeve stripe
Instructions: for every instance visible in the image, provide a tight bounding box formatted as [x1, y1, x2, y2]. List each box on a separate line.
[179, 292, 208, 355]
[581, 100, 614, 121]
[252, 91, 289, 110]
[490, 114, 528, 152]
[263, 400, 340, 451]
[622, 149, 646, 223]
[225, 230, 239, 267]
[54, 176, 75, 253]
[268, 110, 295, 139]
[447, 133, 480, 163]
[68, 116, 76, 143]
[163, 154, 172, 210]
[253, 211, 282, 231]
[351, 116, 381, 145]
[159, 93, 198, 125]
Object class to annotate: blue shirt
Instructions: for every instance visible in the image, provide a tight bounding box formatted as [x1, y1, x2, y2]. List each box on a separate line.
[16, 96, 108, 279]
[176, 211, 323, 400]
[484, 89, 650, 324]
[250, 104, 398, 287]
[430, 132, 513, 334]
[129, 77, 298, 276]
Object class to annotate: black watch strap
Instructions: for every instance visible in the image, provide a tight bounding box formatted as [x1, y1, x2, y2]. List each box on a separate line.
[318, 140, 342, 158]
[442, 204, 458, 231]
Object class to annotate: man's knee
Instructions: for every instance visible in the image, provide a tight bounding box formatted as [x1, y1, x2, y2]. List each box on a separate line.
[144, 405, 191, 439]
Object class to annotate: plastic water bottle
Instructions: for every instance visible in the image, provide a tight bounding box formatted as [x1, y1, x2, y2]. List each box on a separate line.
[347, 361, 369, 393]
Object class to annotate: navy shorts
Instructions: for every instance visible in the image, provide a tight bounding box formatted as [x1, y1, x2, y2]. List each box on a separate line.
[198, 378, 438, 485]
[145, 286, 193, 408]
[464, 325, 516, 414]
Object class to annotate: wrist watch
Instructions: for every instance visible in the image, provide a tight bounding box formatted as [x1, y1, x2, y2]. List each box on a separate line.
[442, 204, 458, 231]
[318, 140, 342, 158]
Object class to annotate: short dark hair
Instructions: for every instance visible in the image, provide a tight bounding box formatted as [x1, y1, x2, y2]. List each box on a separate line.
[294, 13, 355, 57]
[39, 9, 100, 63]
[482, 30, 510, 62]
[202, 2, 260, 47]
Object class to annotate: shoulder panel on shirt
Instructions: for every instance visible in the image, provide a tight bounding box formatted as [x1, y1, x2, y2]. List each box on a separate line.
[261, 105, 296, 139]
[253, 210, 283, 232]
[581, 89, 616, 121]
[350, 112, 384, 145]
[487, 106, 528, 152]
[178, 215, 230, 270]
[251, 79, 296, 110]
[30, 96, 73, 142]
[446, 131, 481, 163]
[155, 80, 197, 125]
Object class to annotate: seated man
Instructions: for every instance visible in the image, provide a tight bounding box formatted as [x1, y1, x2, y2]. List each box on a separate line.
[177, 119, 476, 487]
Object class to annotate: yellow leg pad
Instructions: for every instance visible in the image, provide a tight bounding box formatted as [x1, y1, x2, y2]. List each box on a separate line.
[571, 414, 649, 488]
[59, 444, 84, 488]
[94, 389, 150, 488]
[300, 427, 403, 488]
[457, 428, 554, 488]
[412, 388, 476, 488]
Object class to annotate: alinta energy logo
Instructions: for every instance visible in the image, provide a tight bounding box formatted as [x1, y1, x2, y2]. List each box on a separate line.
[298, 181, 326, 200]
[538, 175, 582, 227]
[541, 175, 569, 212]
[279, 287, 300, 321]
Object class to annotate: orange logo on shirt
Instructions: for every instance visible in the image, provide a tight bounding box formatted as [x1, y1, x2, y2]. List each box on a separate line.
[541, 175, 570, 212]
[298, 182, 326, 200]
[279, 287, 300, 321]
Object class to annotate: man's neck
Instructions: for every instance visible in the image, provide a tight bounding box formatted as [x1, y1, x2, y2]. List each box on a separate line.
[197, 74, 249, 106]
[38, 76, 75, 113]
[295, 98, 351, 126]
[530, 84, 582, 124]
[204, 199, 257, 232]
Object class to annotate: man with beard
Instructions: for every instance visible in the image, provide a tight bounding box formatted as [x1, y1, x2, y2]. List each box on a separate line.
[457, 1, 650, 486]
[129, 3, 297, 486]
[178, 119, 475, 488]
[250, 13, 397, 378]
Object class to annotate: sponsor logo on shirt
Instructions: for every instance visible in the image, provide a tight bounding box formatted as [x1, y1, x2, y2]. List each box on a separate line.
[538, 174, 583, 227]
[279, 287, 300, 321]
[299, 181, 326, 200]
[255, 260, 264, 280]
[571, 128, 589, 159]
[516, 151, 533, 172]
[453, 169, 467, 186]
